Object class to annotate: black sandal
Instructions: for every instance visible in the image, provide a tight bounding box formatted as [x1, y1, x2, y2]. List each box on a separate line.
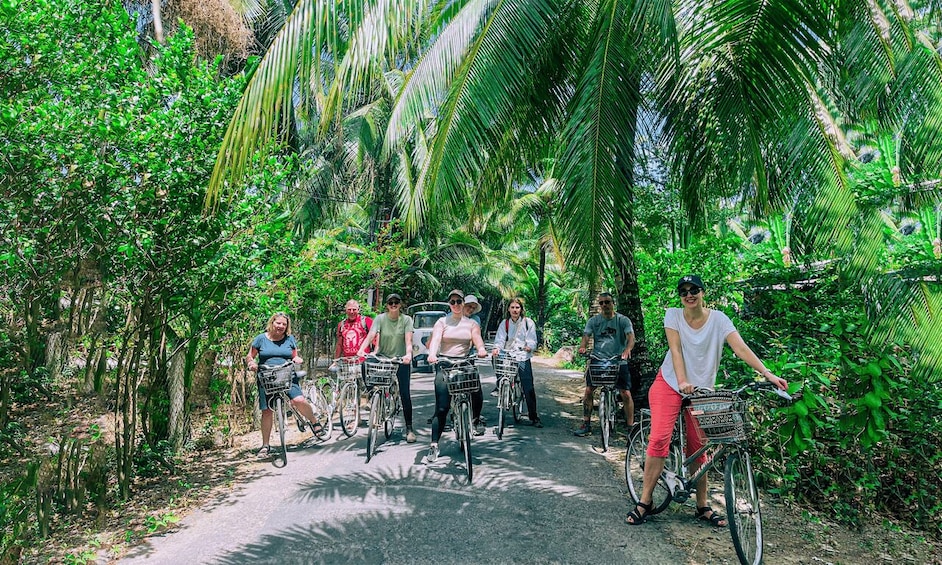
[695, 506, 727, 527]
[626, 501, 652, 525]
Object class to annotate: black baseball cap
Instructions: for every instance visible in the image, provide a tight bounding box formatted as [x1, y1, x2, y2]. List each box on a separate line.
[385, 293, 402, 303]
[677, 275, 705, 290]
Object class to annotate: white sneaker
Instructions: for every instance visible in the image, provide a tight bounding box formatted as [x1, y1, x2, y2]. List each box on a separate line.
[426, 443, 439, 463]
[406, 428, 417, 443]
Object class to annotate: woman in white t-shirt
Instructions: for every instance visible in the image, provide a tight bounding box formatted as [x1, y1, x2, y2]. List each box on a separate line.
[626, 275, 788, 526]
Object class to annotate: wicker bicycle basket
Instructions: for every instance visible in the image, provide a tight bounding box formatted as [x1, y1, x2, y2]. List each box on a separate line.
[686, 391, 747, 443]
[257, 364, 294, 395]
[365, 358, 396, 387]
[493, 356, 519, 381]
[588, 359, 619, 387]
[444, 363, 481, 394]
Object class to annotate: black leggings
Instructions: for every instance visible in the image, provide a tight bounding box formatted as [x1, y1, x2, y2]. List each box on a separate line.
[517, 359, 538, 420]
[397, 362, 413, 427]
[430, 368, 483, 442]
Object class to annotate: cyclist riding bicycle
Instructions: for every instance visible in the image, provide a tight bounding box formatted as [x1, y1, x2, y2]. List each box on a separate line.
[626, 275, 788, 526]
[426, 289, 489, 462]
[491, 297, 542, 427]
[356, 293, 417, 443]
[574, 292, 636, 436]
[245, 312, 321, 458]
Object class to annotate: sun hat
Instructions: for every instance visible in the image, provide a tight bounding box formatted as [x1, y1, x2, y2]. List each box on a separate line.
[677, 275, 705, 290]
[463, 294, 482, 315]
[446, 289, 465, 300]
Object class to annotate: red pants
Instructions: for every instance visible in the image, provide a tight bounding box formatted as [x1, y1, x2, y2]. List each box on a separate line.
[646, 371, 706, 465]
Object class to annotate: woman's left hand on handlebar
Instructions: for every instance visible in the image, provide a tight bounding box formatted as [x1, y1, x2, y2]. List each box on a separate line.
[401, 354, 412, 364]
[476, 350, 488, 358]
[292, 355, 303, 364]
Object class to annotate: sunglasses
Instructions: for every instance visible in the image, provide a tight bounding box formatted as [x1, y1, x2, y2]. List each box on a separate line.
[387, 300, 401, 305]
[449, 299, 464, 305]
[599, 300, 613, 305]
[678, 287, 702, 297]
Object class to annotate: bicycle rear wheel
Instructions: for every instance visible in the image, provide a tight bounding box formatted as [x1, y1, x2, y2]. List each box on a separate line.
[307, 385, 332, 440]
[366, 393, 381, 462]
[624, 422, 672, 515]
[383, 392, 396, 439]
[339, 382, 360, 437]
[496, 379, 509, 439]
[725, 450, 763, 565]
[458, 400, 473, 483]
[274, 396, 287, 464]
[599, 391, 611, 452]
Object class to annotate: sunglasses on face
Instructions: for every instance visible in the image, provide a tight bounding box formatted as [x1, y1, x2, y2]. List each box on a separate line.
[387, 300, 401, 306]
[449, 299, 463, 305]
[678, 287, 702, 297]
[599, 300, 613, 305]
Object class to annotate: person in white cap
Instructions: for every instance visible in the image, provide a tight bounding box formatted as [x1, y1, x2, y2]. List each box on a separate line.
[463, 294, 482, 326]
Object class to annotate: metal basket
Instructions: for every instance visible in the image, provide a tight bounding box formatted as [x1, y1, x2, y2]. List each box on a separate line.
[335, 357, 363, 382]
[686, 391, 747, 443]
[365, 358, 397, 387]
[493, 355, 519, 381]
[444, 363, 481, 394]
[588, 359, 619, 386]
[257, 364, 294, 395]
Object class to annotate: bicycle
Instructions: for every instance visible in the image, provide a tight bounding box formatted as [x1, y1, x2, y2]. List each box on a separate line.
[306, 357, 362, 439]
[437, 356, 481, 483]
[256, 361, 313, 465]
[492, 351, 526, 439]
[587, 353, 621, 452]
[363, 355, 402, 462]
[624, 380, 792, 565]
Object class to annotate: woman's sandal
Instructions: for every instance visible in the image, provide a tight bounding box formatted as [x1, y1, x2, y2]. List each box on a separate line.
[626, 501, 653, 525]
[695, 506, 727, 527]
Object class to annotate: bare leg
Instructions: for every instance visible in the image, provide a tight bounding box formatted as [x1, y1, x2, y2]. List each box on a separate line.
[261, 409, 273, 445]
[581, 386, 595, 425]
[620, 389, 634, 427]
[291, 397, 318, 423]
[692, 460, 727, 526]
[628, 454, 666, 524]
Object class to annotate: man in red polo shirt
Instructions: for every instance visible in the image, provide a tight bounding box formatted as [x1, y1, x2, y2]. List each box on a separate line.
[334, 299, 374, 359]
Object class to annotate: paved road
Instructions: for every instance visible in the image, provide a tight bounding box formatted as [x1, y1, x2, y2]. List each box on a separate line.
[122, 361, 686, 564]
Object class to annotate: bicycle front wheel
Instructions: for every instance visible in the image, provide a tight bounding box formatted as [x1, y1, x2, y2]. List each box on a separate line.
[599, 392, 611, 452]
[513, 379, 525, 423]
[339, 382, 360, 437]
[458, 400, 473, 483]
[725, 450, 763, 565]
[366, 393, 381, 462]
[496, 379, 509, 439]
[624, 423, 672, 515]
[274, 396, 287, 464]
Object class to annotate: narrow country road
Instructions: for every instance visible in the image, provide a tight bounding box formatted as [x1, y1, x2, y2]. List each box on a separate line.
[121, 360, 688, 564]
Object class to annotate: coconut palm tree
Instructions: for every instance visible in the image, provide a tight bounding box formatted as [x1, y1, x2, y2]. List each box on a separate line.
[208, 0, 942, 377]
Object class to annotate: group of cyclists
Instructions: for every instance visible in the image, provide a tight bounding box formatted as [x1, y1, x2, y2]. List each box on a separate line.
[246, 275, 789, 530]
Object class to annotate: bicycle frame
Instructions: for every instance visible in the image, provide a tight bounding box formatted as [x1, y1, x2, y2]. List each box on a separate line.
[493, 351, 525, 438]
[438, 356, 480, 482]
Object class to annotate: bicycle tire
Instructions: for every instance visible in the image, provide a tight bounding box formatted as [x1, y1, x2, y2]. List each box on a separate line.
[274, 396, 287, 464]
[599, 391, 611, 452]
[512, 379, 523, 423]
[497, 379, 508, 439]
[725, 450, 763, 565]
[339, 382, 360, 437]
[366, 393, 381, 462]
[624, 423, 672, 515]
[459, 400, 473, 483]
[383, 392, 395, 439]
